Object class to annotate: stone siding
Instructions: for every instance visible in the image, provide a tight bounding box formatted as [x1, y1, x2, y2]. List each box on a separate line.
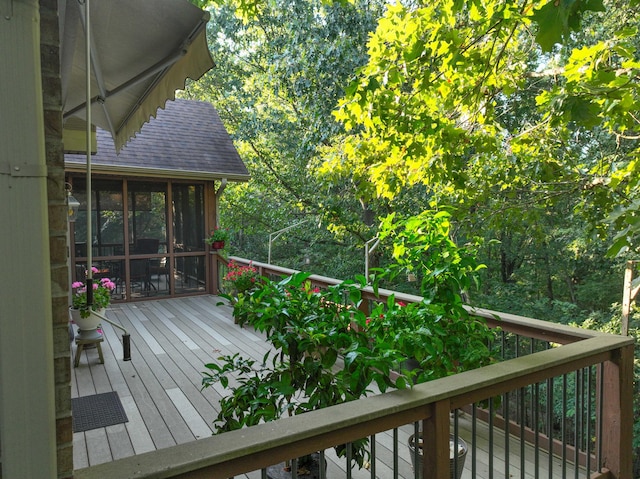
[40, 0, 74, 477]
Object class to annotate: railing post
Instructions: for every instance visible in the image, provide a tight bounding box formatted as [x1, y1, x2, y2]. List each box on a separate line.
[422, 400, 450, 479]
[601, 343, 634, 478]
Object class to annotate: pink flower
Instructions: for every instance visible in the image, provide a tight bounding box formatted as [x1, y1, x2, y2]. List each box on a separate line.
[100, 277, 116, 290]
[71, 265, 116, 313]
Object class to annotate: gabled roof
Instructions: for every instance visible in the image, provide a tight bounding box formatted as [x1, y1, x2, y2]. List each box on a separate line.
[65, 99, 250, 181]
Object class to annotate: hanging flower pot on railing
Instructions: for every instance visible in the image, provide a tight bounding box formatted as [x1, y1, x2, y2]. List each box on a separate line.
[206, 227, 229, 251]
[211, 240, 226, 250]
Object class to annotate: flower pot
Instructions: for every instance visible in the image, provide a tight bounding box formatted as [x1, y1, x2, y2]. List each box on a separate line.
[408, 433, 467, 479]
[266, 453, 325, 479]
[69, 307, 105, 341]
[211, 240, 225, 250]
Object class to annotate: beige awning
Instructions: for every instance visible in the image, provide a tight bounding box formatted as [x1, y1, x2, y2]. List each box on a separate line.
[60, 0, 214, 151]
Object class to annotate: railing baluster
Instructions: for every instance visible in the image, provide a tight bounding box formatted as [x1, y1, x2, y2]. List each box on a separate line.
[504, 391, 510, 478]
[597, 362, 604, 473]
[520, 384, 526, 479]
[346, 443, 352, 479]
[319, 451, 326, 479]
[370, 434, 376, 479]
[472, 403, 477, 479]
[581, 367, 587, 478]
[453, 408, 459, 479]
[574, 369, 580, 479]
[562, 373, 568, 478]
[393, 427, 399, 479]
[413, 421, 420, 479]
[534, 379, 540, 479]
[489, 396, 494, 479]
[547, 376, 553, 479]
[586, 366, 593, 476]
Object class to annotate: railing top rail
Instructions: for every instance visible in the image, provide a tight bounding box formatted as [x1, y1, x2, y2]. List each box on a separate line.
[74, 334, 633, 479]
[224, 256, 617, 344]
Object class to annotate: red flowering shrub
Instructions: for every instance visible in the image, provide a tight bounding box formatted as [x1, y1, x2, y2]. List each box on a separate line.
[223, 260, 258, 293]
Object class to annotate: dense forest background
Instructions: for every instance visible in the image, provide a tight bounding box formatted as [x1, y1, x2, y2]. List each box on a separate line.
[185, 0, 640, 466]
[182, 0, 638, 322]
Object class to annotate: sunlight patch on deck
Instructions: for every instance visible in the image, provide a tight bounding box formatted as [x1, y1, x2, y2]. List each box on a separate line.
[127, 307, 165, 354]
[147, 303, 200, 350]
[176, 308, 232, 346]
[207, 306, 264, 342]
[120, 395, 155, 455]
[165, 388, 213, 439]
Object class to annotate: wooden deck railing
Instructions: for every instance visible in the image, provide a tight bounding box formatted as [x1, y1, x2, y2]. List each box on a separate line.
[74, 256, 634, 479]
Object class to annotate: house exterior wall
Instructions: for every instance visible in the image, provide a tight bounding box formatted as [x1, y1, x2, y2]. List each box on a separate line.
[2, 2, 223, 478]
[40, 0, 74, 477]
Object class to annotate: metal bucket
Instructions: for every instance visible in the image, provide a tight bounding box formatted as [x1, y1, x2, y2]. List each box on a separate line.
[408, 433, 467, 479]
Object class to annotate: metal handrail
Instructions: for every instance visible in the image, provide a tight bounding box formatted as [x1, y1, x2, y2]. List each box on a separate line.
[91, 310, 131, 361]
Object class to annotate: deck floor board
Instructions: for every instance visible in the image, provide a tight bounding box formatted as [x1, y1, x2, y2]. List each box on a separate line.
[71, 295, 580, 478]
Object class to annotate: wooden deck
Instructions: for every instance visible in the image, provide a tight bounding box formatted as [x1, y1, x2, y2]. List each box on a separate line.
[71, 296, 581, 478]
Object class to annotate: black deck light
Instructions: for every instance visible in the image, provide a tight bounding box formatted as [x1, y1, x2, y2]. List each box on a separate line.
[92, 309, 132, 361]
[122, 333, 131, 361]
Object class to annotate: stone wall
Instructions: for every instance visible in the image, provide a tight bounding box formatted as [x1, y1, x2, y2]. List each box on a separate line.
[40, 0, 74, 477]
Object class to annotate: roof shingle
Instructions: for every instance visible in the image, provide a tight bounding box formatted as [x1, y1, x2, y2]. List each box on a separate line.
[65, 99, 249, 181]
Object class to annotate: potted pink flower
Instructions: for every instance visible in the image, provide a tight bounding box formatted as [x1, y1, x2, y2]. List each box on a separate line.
[70, 267, 116, 339]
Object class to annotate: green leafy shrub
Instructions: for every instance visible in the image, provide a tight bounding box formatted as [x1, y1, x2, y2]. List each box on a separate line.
[203, 211, 496, 468]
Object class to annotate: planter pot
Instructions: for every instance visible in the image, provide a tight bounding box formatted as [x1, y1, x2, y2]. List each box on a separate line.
[400, 357, 422, 374]
[408, 433, 467, 479]
[211, 240, 225, 250]
[267, 453, 325, 479]
[69, 307, 105, 341]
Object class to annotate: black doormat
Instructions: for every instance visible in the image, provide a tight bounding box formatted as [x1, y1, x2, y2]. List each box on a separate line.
[72, 391, 128, 433]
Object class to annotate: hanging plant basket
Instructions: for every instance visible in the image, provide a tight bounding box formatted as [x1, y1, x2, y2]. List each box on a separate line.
[211, 240, 225, 250]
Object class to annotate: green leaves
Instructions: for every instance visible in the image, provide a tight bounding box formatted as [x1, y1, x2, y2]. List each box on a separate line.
[206, 255, 494, 415]
[322, 0, 532, 201]
[533, 0, 605, 52]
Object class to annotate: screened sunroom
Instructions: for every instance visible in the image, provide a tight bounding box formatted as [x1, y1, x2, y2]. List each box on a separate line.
[64, 99, 249, 301]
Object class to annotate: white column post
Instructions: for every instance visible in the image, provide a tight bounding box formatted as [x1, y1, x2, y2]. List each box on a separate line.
[0, 1, 58, 477]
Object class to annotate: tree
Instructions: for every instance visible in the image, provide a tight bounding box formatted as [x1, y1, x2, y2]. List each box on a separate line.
[318, 0, 639, 251]
[186, 0, 388, 275]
